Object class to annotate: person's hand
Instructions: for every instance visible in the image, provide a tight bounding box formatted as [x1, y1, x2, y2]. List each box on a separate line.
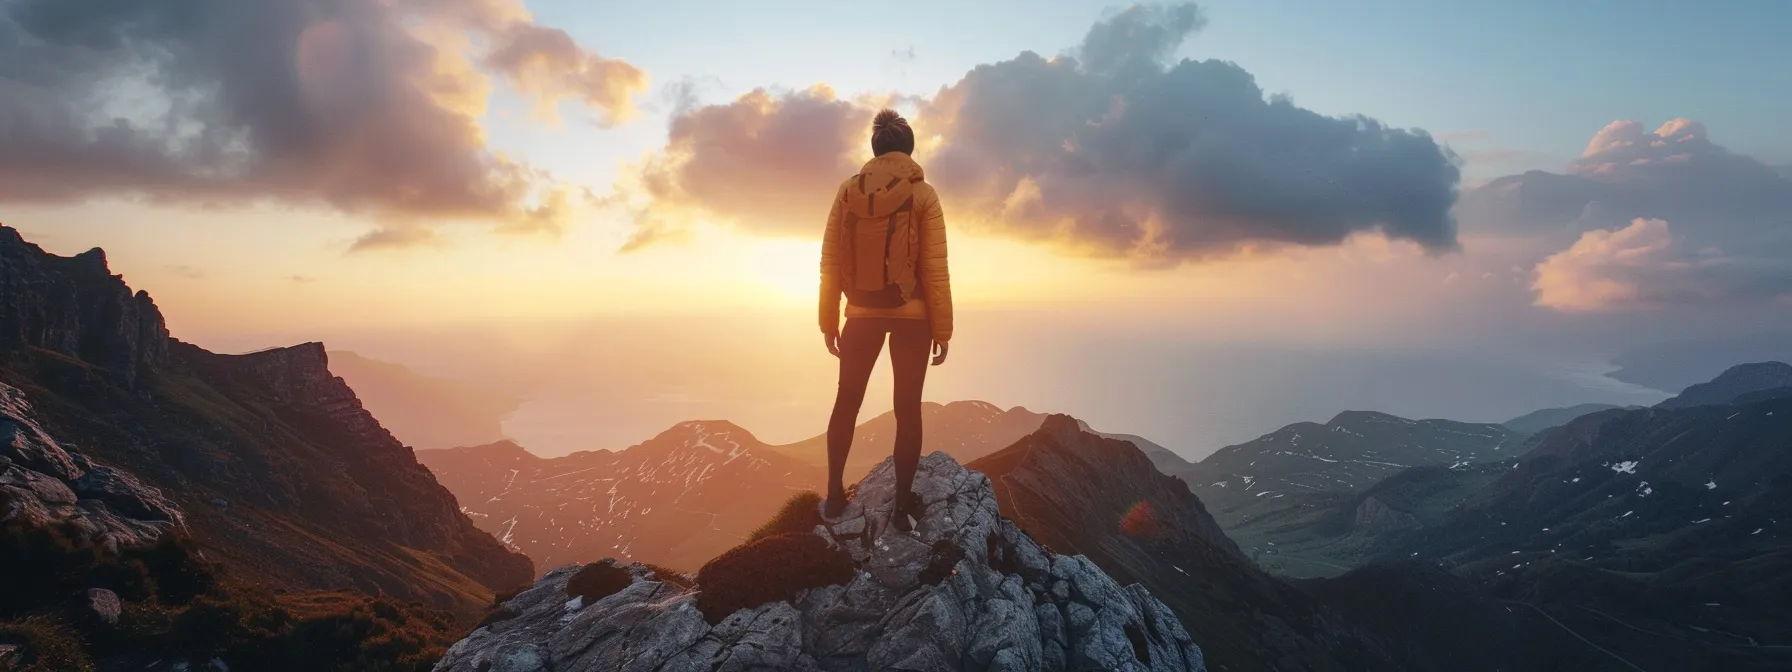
[931, 341, 949, 366]
[824, 333, 840, 357]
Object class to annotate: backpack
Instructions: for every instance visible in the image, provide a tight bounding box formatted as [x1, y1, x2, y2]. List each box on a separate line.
[840, 163, 923, 309]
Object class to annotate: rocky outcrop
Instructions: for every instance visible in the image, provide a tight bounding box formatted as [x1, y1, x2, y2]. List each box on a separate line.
[1351, 496, 1420, 533]
[434, 452, 1207, 671]
[1, 382, 182, 552]
[0, 227, 169, 386]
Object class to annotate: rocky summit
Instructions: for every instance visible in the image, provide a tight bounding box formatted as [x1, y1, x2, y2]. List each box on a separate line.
[434, 452, 1206, 672]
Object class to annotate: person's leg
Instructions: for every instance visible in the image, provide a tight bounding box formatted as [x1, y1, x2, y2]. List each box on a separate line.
[887, 319, 931, 530]
[825, 319, 886, 515]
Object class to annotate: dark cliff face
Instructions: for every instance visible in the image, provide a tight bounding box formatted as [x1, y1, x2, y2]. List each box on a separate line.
[0, 225, 530, 613]
[0, 230, 168, 386]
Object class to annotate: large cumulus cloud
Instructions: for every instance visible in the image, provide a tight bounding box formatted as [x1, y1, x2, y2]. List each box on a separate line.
[1459, 119, 1792, 310]
[0, 0, 645, 247]
[621, 85, 868, 250]
[623, 3, 1463, 262]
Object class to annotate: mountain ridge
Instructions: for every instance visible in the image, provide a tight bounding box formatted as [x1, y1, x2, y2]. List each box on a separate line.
[1656, 361, 1792, 409]
[1501, 403, 1638, 436]
[0, 225, 531, 612]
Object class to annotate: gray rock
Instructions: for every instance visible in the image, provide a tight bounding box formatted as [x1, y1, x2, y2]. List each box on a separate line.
[72, 462, 183, 524]
[87, 587, 122, 625]
[434, 452, 1206, 672]
[0, 382, 183, 552]
[490, 644, 549, 672]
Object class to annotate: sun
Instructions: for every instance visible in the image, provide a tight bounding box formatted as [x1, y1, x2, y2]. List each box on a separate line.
[741, 238, 822, 304]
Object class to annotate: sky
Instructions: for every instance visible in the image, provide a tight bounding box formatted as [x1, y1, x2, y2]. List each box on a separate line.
[4, 0, 1791, 457]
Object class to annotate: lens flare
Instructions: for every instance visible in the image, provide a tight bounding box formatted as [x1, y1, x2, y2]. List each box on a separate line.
[1119, 500, 1170, 541]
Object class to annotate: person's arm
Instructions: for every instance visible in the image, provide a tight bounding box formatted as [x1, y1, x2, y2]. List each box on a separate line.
[919, 188, 953, 349]
[819, 186, 846, 353]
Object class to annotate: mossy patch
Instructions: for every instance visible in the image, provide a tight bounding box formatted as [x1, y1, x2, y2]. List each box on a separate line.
[695, 533, 855, 625]
[747, 491, 825, 542]
[566, 562, 633, 605]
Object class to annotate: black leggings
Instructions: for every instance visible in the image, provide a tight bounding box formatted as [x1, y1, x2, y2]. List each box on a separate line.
[827, 318, 930, 499]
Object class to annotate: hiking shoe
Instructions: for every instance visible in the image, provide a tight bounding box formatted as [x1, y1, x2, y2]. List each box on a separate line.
[891, 491, 923, 533]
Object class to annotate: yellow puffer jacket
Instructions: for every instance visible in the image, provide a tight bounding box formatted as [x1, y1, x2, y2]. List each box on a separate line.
[819, 152, 953, 343]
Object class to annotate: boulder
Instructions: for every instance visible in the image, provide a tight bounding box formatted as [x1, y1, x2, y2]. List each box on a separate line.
[434, 452, 1206, 672]
[86, 588, 122, 625]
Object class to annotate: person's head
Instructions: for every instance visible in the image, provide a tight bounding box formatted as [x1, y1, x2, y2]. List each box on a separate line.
[871, 109, 915, 157]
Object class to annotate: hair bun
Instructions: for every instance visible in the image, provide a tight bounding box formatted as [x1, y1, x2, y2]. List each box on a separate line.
[873, 109, 907, 131]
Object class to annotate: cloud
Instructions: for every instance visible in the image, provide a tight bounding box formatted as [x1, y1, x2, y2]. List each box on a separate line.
[486, 21, 646, 125]
[891, 47, 917, 64]
[619, 85, 868, 249]
[620, 3, 1463, 261]
[166, 265, 205, 279]
[1456, 118, 1792, 310]
[0, 0, 644, 240]
[287, 275, 318, 283]
[1458, 119, 1792, 238]
[350, 226, 445, 252]
[1532, 217, 1792, 312]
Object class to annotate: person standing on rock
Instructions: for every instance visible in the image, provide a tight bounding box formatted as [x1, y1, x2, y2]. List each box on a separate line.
[818, 109, 953, 531]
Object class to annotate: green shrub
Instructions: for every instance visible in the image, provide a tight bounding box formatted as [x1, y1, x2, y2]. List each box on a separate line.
[747, 491, 824, 542]
[695, 533, 856, 625]
[0, 616, 93, 672]
[162, 589, 455, 671]
[0, 512, 465, 670]
[0, 520, 216, 620]
[566, 561, 633, 605]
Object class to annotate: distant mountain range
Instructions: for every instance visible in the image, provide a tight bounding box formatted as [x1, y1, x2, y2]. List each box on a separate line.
[417, 421, 820, 573]
[1369, 392, 1792, 669]
[327, 350, 520, 450]
[1169, 411, 1522, 574]
[765, 400, 1050, 480]
[1183, 363, 1792, 670]
[419, 400, 1173, 575]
